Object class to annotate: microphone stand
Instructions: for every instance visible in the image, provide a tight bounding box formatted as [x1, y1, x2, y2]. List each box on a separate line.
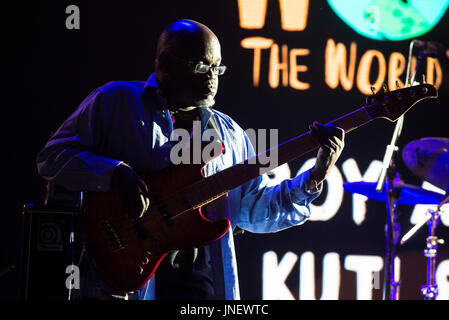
[376, 40, 424, 300]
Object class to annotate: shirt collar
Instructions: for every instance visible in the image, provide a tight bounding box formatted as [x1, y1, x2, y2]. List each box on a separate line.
[143, 72, 159, 90]
[142, 73, 168, 110]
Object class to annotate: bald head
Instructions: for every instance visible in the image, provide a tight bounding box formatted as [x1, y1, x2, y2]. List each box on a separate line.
[156, 19, 219, 60]
[154, 19, 223, 109]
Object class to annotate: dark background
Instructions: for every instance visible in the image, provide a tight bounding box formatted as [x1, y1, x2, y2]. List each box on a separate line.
[2, 0, 449, 300]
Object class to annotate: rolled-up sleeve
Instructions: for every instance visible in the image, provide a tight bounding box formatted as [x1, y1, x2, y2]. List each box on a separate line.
[36, 88, 122, 192]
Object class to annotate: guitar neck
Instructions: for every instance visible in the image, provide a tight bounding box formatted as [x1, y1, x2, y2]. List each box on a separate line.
[189, 105, 374, 207]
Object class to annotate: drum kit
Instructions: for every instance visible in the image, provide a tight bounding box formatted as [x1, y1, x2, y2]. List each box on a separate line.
[344, 137, 449, 300]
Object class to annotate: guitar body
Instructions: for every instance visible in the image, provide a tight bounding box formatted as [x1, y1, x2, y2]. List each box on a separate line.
[81, 143, 231, 292]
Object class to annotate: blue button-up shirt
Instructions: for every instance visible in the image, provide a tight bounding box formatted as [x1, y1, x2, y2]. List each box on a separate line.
[36, 73, 321, 299]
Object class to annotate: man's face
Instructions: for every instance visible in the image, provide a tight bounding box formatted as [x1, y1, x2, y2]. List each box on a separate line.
[163, 35, 222, 108]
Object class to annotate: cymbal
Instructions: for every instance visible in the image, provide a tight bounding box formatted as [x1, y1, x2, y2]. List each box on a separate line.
[402, 137, 449, 190]
[343, 180, 443, 205]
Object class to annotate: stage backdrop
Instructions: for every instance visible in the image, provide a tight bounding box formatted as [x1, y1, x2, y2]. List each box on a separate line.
[3, 0, 449, 300]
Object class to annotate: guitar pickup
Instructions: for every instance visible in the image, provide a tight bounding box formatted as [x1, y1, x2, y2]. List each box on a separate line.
[101, 220, 128, 251]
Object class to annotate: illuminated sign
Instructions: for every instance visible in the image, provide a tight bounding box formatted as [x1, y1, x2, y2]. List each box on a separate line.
[328, 0, 449, 41]
[237, 0, 447, 94]
[236, 0, 449, 300]
[238, 0, 309, 31]
[262, 249, 449, 300]
[263, 157, 449, 300]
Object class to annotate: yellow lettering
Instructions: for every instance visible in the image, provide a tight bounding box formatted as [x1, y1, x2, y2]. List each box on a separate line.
[324, 38, 357, 91]
[356, 50, 386, 95]
[238, 0, 309, 31]
[289, 48, 310, 90]
[279, 0, 309, 31]
[426, 57, 442, 89]
[238, 0, 268, 29]
[241, 37, 274, 86]
[269, 43, 289, 88]
[388, 52, 405, 90]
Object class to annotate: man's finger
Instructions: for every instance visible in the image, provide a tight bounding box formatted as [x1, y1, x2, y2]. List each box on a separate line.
[311, 122, 341, 136]
[136, 178, 150, 197]
[310, 122, 344, 147]
[309, 123, 332, 147]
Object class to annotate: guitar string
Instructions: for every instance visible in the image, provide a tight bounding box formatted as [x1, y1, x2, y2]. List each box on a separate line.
[105, 138, 310, 236]
[94, 103, 398, 242]
[103, 136, 326, 242]
[96, 120, 355, 240]
[115, 103, 378, 226]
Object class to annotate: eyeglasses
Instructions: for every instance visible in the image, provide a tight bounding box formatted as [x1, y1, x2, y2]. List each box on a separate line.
[193, 63, 227, 75]
[169, 53, 227, 75]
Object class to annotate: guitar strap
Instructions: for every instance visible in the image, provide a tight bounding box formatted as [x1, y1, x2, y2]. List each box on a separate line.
[206, 111, 242, 299]
[206, 110, 224, 146]
[205, 110, 227, 299]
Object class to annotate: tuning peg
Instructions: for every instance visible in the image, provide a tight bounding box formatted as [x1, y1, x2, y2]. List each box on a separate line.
[370, 86, 376, 95]
[382, 83, 389, 92]
[422, 74, 426, 84]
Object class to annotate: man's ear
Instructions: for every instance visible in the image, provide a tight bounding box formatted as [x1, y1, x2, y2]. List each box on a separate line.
[155, 52, 171, 75]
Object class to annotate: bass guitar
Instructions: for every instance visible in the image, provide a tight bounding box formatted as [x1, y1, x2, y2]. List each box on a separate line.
[81, 83, 437, 292]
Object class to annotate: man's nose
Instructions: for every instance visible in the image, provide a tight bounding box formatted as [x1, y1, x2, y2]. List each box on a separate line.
[206, 67, 218, 79]
[206, 68, 218, 79]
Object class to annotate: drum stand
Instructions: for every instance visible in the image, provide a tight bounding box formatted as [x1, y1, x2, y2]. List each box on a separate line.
[401, 203, 446, 300]
[420, 208, 444, 300]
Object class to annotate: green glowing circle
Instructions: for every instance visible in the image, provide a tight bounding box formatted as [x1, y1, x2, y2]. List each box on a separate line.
[327, 0, 449, 41]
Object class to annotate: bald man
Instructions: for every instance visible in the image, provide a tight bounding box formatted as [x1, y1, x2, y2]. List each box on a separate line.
[37, 19, 344, 300]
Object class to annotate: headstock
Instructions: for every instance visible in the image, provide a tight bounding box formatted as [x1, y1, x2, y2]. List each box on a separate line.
[364, 84, 438, 121]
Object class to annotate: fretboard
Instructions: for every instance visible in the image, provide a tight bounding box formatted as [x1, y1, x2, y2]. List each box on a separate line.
[189, 105, 375, 207]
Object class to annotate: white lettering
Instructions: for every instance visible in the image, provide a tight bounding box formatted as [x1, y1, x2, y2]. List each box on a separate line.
[436, 259, 449, 300]
[262, 251, 297, 299]
[344, 255, 384, 300]
[245, 128, 279, 174]
[169, 127, 191, 165]
[299, 252, 340, 300]
[180, 304, 214, 317]
[341, 158, 382, 225]
[65, 5, 80, 30]
[297, 158, 344, 221]
[65, 264, 80, 289]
